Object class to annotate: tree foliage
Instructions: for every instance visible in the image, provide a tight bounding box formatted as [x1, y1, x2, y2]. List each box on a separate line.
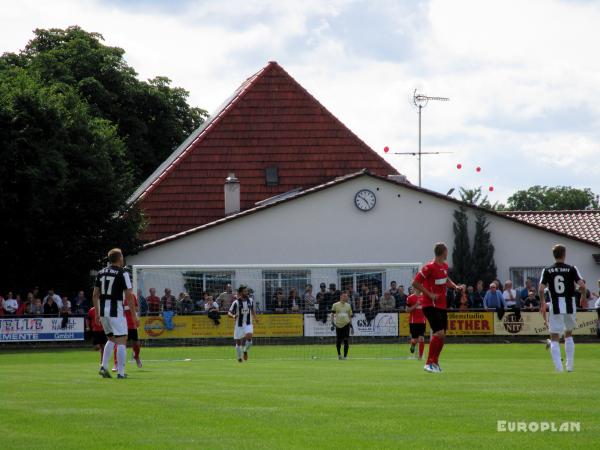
[506, 185, 599, 211]
[452, 207, 472, 284]
[0, 27, 207, 294]
[471, 211, 497, 287]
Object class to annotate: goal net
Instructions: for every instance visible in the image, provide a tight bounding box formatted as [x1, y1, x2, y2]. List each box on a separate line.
[131, 263, 421, 360]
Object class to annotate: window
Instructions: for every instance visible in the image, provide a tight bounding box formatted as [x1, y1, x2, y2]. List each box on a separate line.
[338, 269, 384, 295]
[265, 166, 279, 186]
[182, 271, 234, 301]
[509, 267, 545, 289]
[263, 270, 310, 310]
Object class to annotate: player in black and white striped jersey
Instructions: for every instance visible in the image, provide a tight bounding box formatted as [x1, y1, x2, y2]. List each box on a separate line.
[92, 248, 136, 379]
[228, 285, 258, 362]
[538, 244, 586, 372]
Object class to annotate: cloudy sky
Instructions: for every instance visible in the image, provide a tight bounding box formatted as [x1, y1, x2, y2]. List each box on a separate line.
[2, 0, 599, 202]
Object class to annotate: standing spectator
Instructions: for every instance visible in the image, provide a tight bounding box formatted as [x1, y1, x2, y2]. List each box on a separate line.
[179, 293, 194, 315]
[357, 284, 369, 313]
[466, 286, 475, 307]
[389, 281, 400, 305]
[484, 283, 506, 310]
[471, 280, 485, 308]
[43, 289, 63, 309]
[458, 289, 470, 311]
[43, 296, 59, 316]
[31, 298, 43, 316]
[147, 288, 160, 315]
[344, 284, 360, 312]
[395, 285, 408, 309]
[138, 289, 148, 316]
[288, 288, 302, 312]
[315, 283, 327, 322]
[324, 283, 340, 316]
[502, 280, 518, 307]
[60, 296, 71, 328]
[302, 284, 316, 312]
[273, 288, 288, 313]
[161, 288, 177, 313]
[23, 293, 35, 315]
[365, 286, 379, 325]
[15, 294, 27, 315]
[3, 292, 18, 315]
[217, 284, 235, 312]
[72, 291, 89, 314]
[519, 279, 534, 305]
[203, 293, 220, 325]
[379, 290, 395, 312]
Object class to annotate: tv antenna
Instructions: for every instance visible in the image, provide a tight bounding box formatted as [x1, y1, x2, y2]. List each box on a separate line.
[392, 89, 450, 187]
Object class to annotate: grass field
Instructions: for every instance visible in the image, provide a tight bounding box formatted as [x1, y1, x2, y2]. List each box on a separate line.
[0, 343, 598, 449]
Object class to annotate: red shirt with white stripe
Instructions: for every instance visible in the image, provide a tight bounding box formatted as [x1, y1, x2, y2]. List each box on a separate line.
[124, 295, 139, 330]
[406, 294, 426, 323]
[87, 307, 104, 332]
[414, 260, 449, 309]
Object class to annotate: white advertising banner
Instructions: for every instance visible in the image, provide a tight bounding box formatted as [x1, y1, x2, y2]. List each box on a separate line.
[494, 311, 598, 336]
[0, 317, 85, 342]
[304, 313, 398, 337]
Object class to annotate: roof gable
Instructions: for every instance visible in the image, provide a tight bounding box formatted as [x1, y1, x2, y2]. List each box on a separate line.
[132, 62, 399, 241]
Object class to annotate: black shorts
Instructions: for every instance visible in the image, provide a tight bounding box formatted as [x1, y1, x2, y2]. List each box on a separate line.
[92, 330, 107, 346]
[409, 323, 426, 339]
[422, 307, 448, 333]
[128, 328, 139, 341]
[335, 324, 350, 340]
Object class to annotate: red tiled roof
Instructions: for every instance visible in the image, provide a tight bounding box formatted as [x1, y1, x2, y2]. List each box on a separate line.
[131, 61, 399, 241]
[139, 171, 600, 250]
[502, 210, 600, 246]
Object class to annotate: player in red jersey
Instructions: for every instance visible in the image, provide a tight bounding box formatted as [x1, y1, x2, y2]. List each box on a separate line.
[86, 306, 107, 364]
[412, 242, 464, 373]
[112, 293, 142, 371]
[406, 288, 426, 360]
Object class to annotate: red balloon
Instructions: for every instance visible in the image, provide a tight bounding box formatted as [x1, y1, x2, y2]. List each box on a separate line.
[456, 164, 462, 169]
[476, 167, 481, 172]
[384, 146, 389, 153]
[489, 186, 494, 192]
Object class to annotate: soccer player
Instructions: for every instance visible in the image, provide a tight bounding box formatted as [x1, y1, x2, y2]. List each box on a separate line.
[228, 285, 258, 362]
[92, 248, 137, 379]
[112, 292, 142, 371]
[86, 306, 107, 364]
[406, 287, 426, 360]
[538, 244, 586, 372]
[331, 291, 353, 360]
[412, 242, 463, 373]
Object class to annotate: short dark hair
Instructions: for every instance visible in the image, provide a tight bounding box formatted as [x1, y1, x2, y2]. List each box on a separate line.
[552, 244, 566, 260]
[238, 285, 248, 294]
[434, 242, 447, 256]
[108, 248, 122, 264]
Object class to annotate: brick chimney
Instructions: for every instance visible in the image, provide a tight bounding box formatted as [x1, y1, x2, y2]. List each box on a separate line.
[224, 173, 240, 216]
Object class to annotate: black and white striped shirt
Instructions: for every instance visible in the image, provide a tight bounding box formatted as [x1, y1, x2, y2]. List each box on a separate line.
[229, 297, 254, 327]
[539, 263, 583, 314]
[94, 265, 132, 317]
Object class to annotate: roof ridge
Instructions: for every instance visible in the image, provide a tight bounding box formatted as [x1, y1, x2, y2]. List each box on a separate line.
[127, 62, 274, 204]
[502, 210, 600, 215]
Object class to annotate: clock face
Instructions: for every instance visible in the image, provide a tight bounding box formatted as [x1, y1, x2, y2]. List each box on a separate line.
[354, 189, 376, 211]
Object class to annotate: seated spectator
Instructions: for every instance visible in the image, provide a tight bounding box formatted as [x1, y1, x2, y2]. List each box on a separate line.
[60, 296, 71, 328]
[43, 295, 59, 316]
[43, 289, 63, 309]
[315, 283, 327, 322]
[395, 284, 408, 309]
[3, 292, 18, 315]
[16, 294, 26, 315]
[179, 292, 194, 315]
[446, 288, 456, 309]
[203, 293, 220, 325]
[161, 288, 177, 314]
[484, 283, 506, 311]
[458, 289, 470, 311]
[389, 281, 400, 305]
[503, 280, 518, 308]
[31, 298, 43, 316]
[523, 289, 539, 310]
[138, 289, 148, 316]
[147, 288, 160, 315]
[466, 285, 475, 307]
[471, 280, 485, 308]
[289, 288, 302, 312]
[379, 290, 395, 312]
[72, 290, 88, 314]
[273, 289, 288, 313]
[217, 284, 235, 312]
[519, 279, 534, 305]
[302, 284, 316, 312]
[23, 293, 34, 315]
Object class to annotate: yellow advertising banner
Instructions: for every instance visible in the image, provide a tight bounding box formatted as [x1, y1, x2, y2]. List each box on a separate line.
[399, 312, 494, 336]
[139, 314, 303, 339]
[494, 311, 598, 336]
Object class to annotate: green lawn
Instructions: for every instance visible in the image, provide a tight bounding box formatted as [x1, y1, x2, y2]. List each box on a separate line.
[0, 343, 598, 449]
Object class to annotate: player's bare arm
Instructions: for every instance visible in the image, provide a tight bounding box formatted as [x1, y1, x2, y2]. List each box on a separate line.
[412, 280, 436, 301]
[538, 283, 548, 325]
[577, 280, 586, 309]
[125, 289, 138, 328]
[92, 286, 101, 326]
[252, 305, 259, 323]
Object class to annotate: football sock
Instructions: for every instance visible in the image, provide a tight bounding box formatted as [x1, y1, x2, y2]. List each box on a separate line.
[565, 337, 574, 370]
[102, 340, 115, 369]
[133, 342, 141, 359]
[99, 347, 104, 364]
[434, 338, 445, 364]
[236, 345, 243, 360]
[243, 340, 252, 352]
[113, 346, 118, 367]
[336, 342, 341, 356]
[550, 341, 563, 371]
[426, 336, 438, 364]
[343, 340, 349, 357]
[117, 344, 126, 376]
[418, 342, 425, 359]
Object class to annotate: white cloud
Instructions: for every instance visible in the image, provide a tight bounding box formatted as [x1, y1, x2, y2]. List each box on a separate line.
[1, 0, 599, 202]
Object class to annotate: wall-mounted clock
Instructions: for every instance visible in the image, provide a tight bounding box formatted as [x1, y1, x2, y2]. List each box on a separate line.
[354, 189, 376, 211]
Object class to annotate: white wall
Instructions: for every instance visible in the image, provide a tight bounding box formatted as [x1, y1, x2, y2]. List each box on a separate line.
[129, 175, 600, 286]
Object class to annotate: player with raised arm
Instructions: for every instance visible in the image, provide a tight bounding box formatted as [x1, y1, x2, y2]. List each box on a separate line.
[228, 285, 258, 363]
[92, 248, 137, 379]
[406, 287, 426, 360]
[412, 242, 463, 373]
[331, 291, 353, 360]
[538, 244, 586, 372]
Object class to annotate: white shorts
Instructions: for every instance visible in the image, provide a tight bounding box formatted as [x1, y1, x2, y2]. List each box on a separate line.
[548, 313, 576, 335]
[234, 324, 253, 340]
[100, 316, 128, 337]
